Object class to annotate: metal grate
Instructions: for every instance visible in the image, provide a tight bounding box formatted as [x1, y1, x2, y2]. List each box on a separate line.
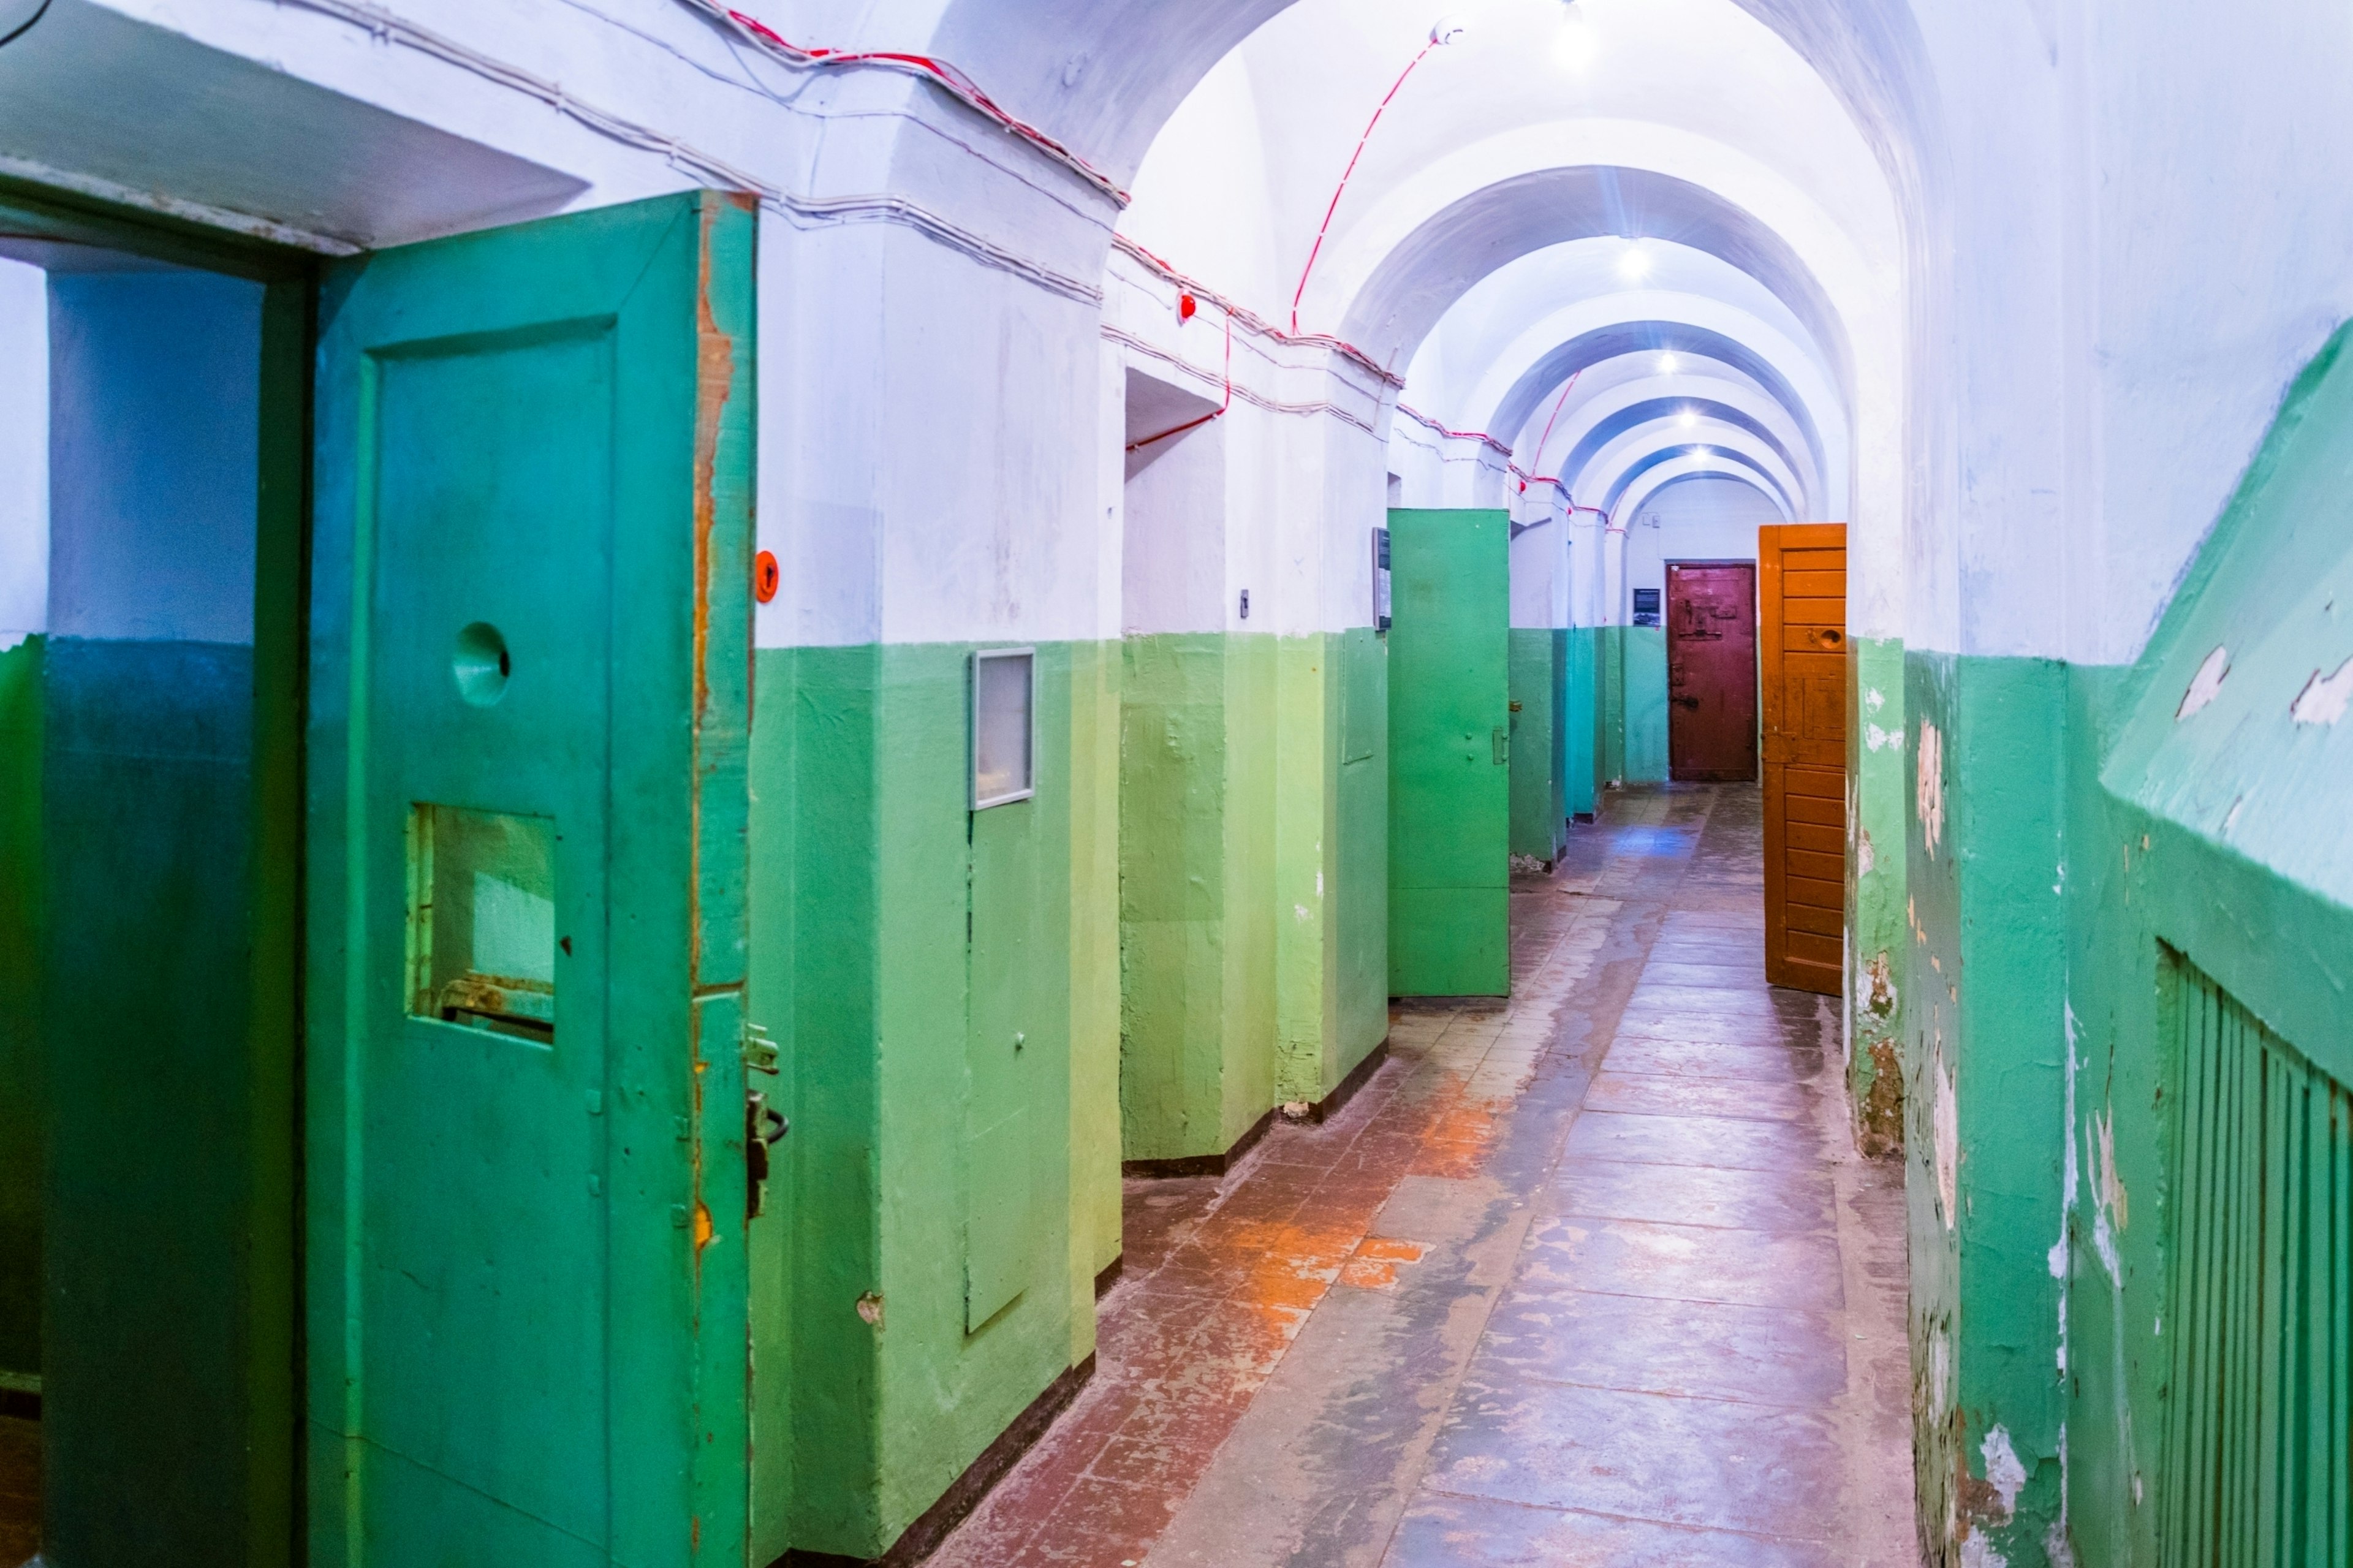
[2161, 957, 2353, 1566]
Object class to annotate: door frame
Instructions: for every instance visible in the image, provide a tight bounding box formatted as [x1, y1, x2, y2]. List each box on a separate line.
[0, 168, 316, 1566]
[1663, 558, 1759, 784]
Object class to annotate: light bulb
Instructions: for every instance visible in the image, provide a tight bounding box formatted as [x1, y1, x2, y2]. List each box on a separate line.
[1656, 352, 1679, 376]
[1678, 408, 1699, 430]
[1553, 6, 1596, 70]
[1616, 243, 1651, 282]
[1430, 14, 1471, 45]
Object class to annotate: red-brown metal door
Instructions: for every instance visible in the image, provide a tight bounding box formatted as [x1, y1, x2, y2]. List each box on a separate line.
[1665, 561, 1757, 782]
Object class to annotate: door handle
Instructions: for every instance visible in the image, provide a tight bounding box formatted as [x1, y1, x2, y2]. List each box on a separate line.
[746, 1089, 789, 1219]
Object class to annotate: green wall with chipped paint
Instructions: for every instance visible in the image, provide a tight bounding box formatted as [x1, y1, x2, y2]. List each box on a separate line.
[1904, 652, 2070, 1566]
[1908, 326, 2353, 1567]
[0, 635, 41, 1384]
[751, 641, 1090, 1561]
[1508, 628, 1567, 863]
[1849, 637, 1908, 1156]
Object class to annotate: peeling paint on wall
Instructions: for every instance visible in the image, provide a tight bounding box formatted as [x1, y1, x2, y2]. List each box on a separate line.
[1918, 719, 1946, 857]
[1934, 1052, 1959, 1229]
[2173, 645, 2227, 719]
[2288, 653, 2353, 725]
[1981, 1425, 2028, 1520]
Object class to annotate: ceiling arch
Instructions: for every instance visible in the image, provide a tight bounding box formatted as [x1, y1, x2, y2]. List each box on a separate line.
[1616, 456, 1795, 526]
[1475, 300, 1844, 504]
[1584, 426, 1800, 517]
[1536, 374, 1819, 510]
[1316, 154, 1865, 384]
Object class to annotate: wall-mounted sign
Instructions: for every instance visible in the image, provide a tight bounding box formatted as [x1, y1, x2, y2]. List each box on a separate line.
[1373, 526, 1393, 632]
[1632, 586, 1661, 627]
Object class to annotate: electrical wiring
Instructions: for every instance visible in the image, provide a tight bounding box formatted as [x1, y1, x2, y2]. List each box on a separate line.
[276, 0, 1104, 303]
[1289, 32, 1445, 335]
[672, 0, 1129, 205]
[1393, 403, 1612, 525]
[1516, 371, 1582, 494]
[1123, 312, 1232, 453]
[0, 0, 48, 50]
[1113, 235, 1401, 390]
[1103, 323, 1381, 442]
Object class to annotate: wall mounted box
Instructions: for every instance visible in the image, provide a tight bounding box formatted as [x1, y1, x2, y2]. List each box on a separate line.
[972, 646, 1037, 809]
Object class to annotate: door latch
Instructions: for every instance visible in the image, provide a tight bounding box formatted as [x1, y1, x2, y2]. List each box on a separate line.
[1492, 725, 1510, 765]
[743, 1022, 787, 1219]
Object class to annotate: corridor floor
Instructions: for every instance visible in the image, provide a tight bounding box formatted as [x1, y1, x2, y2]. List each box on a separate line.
[932, 784, 1915, 1567]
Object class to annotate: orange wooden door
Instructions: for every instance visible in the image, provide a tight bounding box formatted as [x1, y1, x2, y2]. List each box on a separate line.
[1759, 524, 1847, 994]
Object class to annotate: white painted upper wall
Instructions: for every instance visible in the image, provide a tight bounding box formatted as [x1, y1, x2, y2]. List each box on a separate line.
[0, 259, 45, 640]
[47, 268, 263, 645]
[27, 0, 2353, 667]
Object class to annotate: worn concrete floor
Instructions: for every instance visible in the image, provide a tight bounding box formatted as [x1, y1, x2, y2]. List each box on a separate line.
[933, 783, 1917, 1567]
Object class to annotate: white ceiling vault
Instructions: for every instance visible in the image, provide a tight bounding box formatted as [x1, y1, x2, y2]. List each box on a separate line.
[1099, 0, 1898, 578]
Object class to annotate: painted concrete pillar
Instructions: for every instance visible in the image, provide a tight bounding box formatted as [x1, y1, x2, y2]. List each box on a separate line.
[1110, 265, 1390, 1163]
[1506, 499, 1569, 864]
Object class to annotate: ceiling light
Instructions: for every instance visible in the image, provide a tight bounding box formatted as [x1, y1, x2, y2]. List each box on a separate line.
[1678, 408, 1699, 429]
[1430, 15, 1471, 45]
[1656, 352, 1679, 375]
[1553, 7, 1596, 70]
[1616, 243, 1651, 282]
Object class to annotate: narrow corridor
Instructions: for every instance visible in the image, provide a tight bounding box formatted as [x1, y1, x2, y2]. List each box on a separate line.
[933, 786, 1912, 1567]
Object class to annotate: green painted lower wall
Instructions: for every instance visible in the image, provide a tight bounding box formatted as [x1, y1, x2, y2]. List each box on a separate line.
[1904, 652, 2070, 1566]
[1586, 626, 1665, 793]
[1905, 327, 2353, 1566]
[0, 636, 40, 1383]
[1067, 639, 1122, 1333]
[42, 637, 295, 1568]
[1565, 627, 1599, 816]
[1118, 632, 1278, 1162]
[1507, 628, 1567, 862]
[1621, 626, 1668, 785]
[1848, 637, 1908, 1156]
[756, 642, 1083, 1559]
[1274, 631, 1389, 1105]
[751, 628, 1383, 1557]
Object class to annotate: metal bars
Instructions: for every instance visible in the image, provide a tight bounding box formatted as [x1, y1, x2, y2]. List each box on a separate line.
[2161, 956, 2353, 1566]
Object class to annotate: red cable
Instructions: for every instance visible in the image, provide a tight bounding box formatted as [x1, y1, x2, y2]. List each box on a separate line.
[1127, 309, 1234, 453]
[694, 2, 1131, 203]
[1290, 36, 1442, 334]
[1518, 372, 1582, 493]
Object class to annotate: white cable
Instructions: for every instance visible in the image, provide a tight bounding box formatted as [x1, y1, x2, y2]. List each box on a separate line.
[273, 0, 1103, 303]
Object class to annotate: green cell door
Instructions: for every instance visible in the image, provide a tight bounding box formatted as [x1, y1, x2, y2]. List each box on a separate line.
[306, 192, 757, 1567]
[1387, 509, 1510, 998]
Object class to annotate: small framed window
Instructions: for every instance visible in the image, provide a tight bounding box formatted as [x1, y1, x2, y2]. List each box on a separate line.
[972, 646, 1036, 809]
[407, 804, 558, 1043]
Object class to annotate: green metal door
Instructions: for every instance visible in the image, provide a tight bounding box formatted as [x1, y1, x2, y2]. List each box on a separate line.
[306, 192, 756, 1567]
[1387, 509, 1510, 997]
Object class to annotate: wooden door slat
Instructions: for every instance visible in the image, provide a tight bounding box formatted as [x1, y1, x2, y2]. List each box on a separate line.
[1760, 522, 1847, 995]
